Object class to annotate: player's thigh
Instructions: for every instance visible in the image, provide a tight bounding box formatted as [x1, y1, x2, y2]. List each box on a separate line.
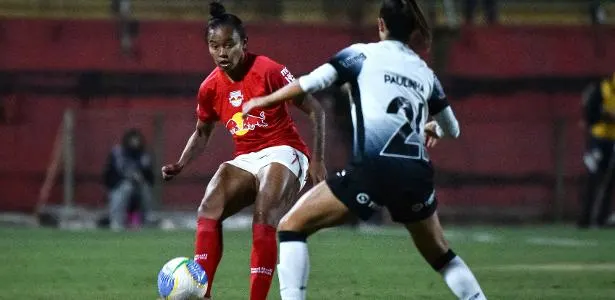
[253, 162, 300, 225]
[404, 211, 449, 264]
[199, 163, 257, 220]
[278, 181, 350, 235]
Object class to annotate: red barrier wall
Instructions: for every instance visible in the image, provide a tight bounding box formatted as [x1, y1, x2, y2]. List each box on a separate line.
[0, 19, 369, 74]
[448, 26, 615, 78]
[1, 20, 605, 215]
[2, 20, 614, 77]
[0, 93, 585, 213]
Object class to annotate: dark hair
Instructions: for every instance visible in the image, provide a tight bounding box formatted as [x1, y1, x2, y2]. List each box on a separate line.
[207, 1, 247, 40]
[122, 128, 145, 151]
[380, 0, 431, 49]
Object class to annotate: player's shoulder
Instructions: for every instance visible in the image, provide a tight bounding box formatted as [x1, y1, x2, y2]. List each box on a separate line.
[330, 43, 369, 67]
[336, 43, 368, 55]
[251, 53, 285, 73]
[199, 68, 222, 92]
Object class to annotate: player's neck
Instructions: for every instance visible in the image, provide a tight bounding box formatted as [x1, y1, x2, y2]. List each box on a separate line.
[223, 55, 248, 82]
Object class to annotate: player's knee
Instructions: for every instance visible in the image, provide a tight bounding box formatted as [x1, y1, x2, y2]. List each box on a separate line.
[197, 198, 224, 220]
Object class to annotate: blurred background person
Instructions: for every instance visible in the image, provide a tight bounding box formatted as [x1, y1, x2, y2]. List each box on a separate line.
[464, 0, 498, 25]
[591, 0, 607, 25]
[579, 73, 615, 228]
[103, 128, 155, 230]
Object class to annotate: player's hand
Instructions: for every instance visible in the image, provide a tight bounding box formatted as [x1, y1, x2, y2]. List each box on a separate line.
[424, 121, 441, 148]
[308, 159, 327, 184]
[242, 97, 265, 117]
[161, 163, 183, 181]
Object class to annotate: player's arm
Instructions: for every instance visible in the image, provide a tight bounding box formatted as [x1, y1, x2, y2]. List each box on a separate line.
[244, 45, 367, 114]
[294, 94, 327, 182]
[243, 63, 339, 114]
[162, 79, 218, 181]
[162, 120, 214, 181]
[430, 108, 460, 138]
[425, 76, 460, 143]
[177, 120, 215, 167]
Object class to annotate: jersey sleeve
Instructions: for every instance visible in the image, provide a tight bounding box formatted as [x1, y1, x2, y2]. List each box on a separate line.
[427, 75, 450, 116]
[298, 63, 339, 93]
[328, 44, 366, 86]
[267, 63, 296, 92]
[196, 81, 219, 122]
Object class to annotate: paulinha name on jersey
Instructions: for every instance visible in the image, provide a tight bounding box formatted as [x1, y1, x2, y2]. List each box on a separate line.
[229, 90, 244, 107]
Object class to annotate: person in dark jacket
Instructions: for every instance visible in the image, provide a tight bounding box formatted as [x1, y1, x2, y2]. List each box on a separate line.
[579, 73, 615, 228]
[103, 128, 154, 230]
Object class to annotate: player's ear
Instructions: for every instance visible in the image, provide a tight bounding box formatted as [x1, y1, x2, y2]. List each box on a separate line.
[242, 37, 248, 52]
[377, 18, 386, 34]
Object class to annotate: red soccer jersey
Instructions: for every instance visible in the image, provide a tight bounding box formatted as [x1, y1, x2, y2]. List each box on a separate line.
[196, 53, 310, 158]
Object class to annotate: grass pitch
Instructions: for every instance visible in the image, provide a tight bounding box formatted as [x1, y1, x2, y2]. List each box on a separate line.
[1, 225, 614, 299]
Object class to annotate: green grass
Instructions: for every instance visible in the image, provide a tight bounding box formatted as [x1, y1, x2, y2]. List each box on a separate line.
[1, 226, 615, 299]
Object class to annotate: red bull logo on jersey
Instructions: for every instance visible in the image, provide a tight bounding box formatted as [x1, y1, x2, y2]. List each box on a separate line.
[225, 111, 268, 136]
[229, 90, 243, 107]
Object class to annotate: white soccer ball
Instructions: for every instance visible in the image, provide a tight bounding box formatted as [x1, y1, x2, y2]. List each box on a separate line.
[157, 257, 208, 300]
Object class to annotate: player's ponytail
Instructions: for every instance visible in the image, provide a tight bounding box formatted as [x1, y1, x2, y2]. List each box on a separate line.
[406, 0, 431, 51]
[380, 0, 431, 51]
[209, 1, 226, 18]
[207, 1, 247, 40]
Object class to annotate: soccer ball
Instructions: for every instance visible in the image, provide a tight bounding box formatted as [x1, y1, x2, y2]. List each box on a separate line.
[157, 257, 208, 300]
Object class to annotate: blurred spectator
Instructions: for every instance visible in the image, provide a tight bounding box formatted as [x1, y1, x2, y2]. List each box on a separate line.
[579, 73, 615, 228]
[591, 0, 606, 25]
[111, 0, 138, 56]
[103, 129, 154, 230]
[464, 0, 498, 25]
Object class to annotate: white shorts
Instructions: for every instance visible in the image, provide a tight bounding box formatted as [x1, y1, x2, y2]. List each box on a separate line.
[225, 145, 310, 191]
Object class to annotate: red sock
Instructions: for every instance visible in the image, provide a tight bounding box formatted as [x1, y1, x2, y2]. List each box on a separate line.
[249, 224, 278, 300]
[194, 217, 223, 298]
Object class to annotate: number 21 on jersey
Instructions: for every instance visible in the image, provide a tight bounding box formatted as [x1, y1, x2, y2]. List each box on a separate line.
[379, 97, 429, 161]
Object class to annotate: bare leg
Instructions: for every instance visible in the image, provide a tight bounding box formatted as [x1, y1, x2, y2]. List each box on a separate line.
[196, 163, 257, 299]
[249, 163, 300, 300]
[277, 182, 350, 300]
[405, 213, 486, 300]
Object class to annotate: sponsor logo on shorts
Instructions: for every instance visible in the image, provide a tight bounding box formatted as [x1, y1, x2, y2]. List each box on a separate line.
[250, 267, 273, 276]
[356, 193, 370, 204]
[356, 193, 380, 209]
[291, 151, 299, 165]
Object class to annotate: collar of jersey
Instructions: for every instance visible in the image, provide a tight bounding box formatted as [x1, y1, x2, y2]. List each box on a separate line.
[380, 40, 415, 55]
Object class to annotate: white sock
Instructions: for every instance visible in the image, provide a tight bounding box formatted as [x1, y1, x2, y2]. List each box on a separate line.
[439, 256, 486, 300]
[277, 241, 309, 300]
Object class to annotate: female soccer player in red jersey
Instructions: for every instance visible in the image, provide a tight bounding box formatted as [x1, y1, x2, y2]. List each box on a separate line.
[161, 2, 326, 299]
